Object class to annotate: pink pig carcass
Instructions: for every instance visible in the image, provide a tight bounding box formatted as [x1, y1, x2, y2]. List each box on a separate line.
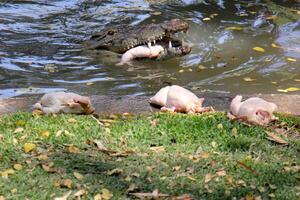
[229, 95, 277, 125]
[150, 85, 212, 114]
[33, 92, 95, 114]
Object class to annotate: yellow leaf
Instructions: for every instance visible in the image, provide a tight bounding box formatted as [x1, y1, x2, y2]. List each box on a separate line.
[216, 169, 226, 176]
[14, 127, 24, 133]
[1, 169, 15, 178]
[40, 131, 50, 138]
[232, 127, 238, 137]
[287, 58, 297, 62]
[266, 131, 288, 145]
[243, 77, 255, 82]
[271, 43, 281, 48]
[294, 79, 300, 82]
[217, 123, 223, 129]
[101, 188, 113, 200]
[73, 172, 84, 180]
[24, 143, 36, 153]
[187, 176, 197, 181]
[67, 118, 77, 123]
[266, 15, 277, 20]
[68, 144, 80, 153]
[86, 82, 94, 86]
[15, 120, 26, 126]
[253, 47, 265, 52]
[179, 69, 184, 73]
[13, 164, 23, 170]
[152, 11, 162, 16]
[74, 189, 86, 198]
[203, 17, 211, 21]
[225, 26, 244, 31]
[277, 87, 300, 93]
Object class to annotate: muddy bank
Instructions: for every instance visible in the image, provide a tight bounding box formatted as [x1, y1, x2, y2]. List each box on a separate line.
[0, 93, 299, 115]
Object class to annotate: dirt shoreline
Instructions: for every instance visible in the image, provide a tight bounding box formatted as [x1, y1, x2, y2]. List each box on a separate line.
[0, 93, 299, 115]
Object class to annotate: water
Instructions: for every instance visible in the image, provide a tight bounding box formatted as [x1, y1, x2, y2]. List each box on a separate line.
[0, 0, 299, 98]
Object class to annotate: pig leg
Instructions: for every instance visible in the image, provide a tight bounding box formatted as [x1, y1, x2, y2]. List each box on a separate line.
[161, 106, 176, 112]
[40, 106, 64, 114]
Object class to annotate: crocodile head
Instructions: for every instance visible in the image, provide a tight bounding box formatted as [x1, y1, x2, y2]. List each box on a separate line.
[87, 19, 191, 58]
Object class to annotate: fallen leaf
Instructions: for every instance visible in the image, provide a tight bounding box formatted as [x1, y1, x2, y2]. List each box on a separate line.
[150, 146, 165, 153]
[13, 164, 23, 170]
[179, 69, 184, 73]
[74, 172, 84, 180]
[15, 120, 25, 126]
[253, 47, 265, 52]
[187, 176, 197, 181]
[216, 169, 226, 177]
[68, 118, 77, 123]
[67, 144, 80, 153]
[62, 179, 73, 189]
[217, 123, 223, 130]
[86, 82, 94, 86]
[171, 194, 195, 200]
[55, 130, 63, 137]
[32, 109, 43, 116]
[243, 77, 255, 82]
[74, 189, 86, 198]
[14, 127, 24, 133]
[100, 188, 113, 200]
[0, 196, 5, 200]
[94, 194, 101, 200]
[246, 193, 255, 200]
[268, 193, 275, 198]
[225, 26, 244, 31]
[204, 173, 213, 183]
[40, 131, 50, 138]
[236, 179, 247, 187]
[152, 11, 162, 16]
[127, 184, 138, 193]
[287, 58, 297, 62]
[1, 169, 15, 178]
[37, 154, 48, 161]
[203, 17, 211, 21]
[150, 119, 159, 127]
[231, 127, 238, 137]
[107, 168, 123, 176]
[54, 191, 72, 200]
[129, 189, 169, 199]
[42, 163, 56, 173]
[24, 143, 36, 153]
[271, 43, 281, 48]
[265, 131, 288, 145]
[173, 166, 181, 171]
[277, 87, 300, 93]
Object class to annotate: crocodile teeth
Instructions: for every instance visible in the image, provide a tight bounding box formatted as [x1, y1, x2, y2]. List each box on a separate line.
[148, 42, 152, 48]
[153, 40, 156, 44]
[169, 41, 172, 49]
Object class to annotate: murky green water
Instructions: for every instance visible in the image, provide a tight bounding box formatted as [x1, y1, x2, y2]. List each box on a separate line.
[0, 0, 299, 98]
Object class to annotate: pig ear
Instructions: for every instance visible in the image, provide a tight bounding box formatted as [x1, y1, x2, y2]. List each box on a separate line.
[73, 96, 90, 106]
[199, 98, 205, 103]
[255, 110, 270, 121]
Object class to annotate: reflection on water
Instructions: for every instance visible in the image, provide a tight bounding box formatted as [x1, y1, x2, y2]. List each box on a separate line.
[0, 0, 299, 98]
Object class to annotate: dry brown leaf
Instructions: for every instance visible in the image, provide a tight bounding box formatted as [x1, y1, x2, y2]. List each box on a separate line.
[171, 194, 194, 200]
[74, 172, 84, 180]
[14, 127, 24, 133]
[37, 154, 48, 161]
[42, 164, 56, 173]
[236, 179, 247, 187]
[67, 144, 80, 153]
[62, 179, 73, 189]
[100, 188, 113, 200]
[173, 166, 181, 171]
[1, 169, 15, 178]
[245, 193, 255, 200]
[204, 173, 213, 183]
[150, 146, 165, 153]
[265, 131, 288, 145]
[216, 169, 226, 177]
[74, 189, 86, 198]
[127, 184, 138, 193]
[129, 189, 169, 199]
[94, 194, 101, 200]
[13, 164, 23, 170]
[54, 191, 72, 200]
[107, 168, 123, 176]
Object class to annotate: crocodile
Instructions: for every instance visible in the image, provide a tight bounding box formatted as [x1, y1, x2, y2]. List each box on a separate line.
[86, 19, 191, 63]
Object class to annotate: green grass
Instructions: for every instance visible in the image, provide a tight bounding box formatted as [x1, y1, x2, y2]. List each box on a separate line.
[0, 112, 299, 199]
